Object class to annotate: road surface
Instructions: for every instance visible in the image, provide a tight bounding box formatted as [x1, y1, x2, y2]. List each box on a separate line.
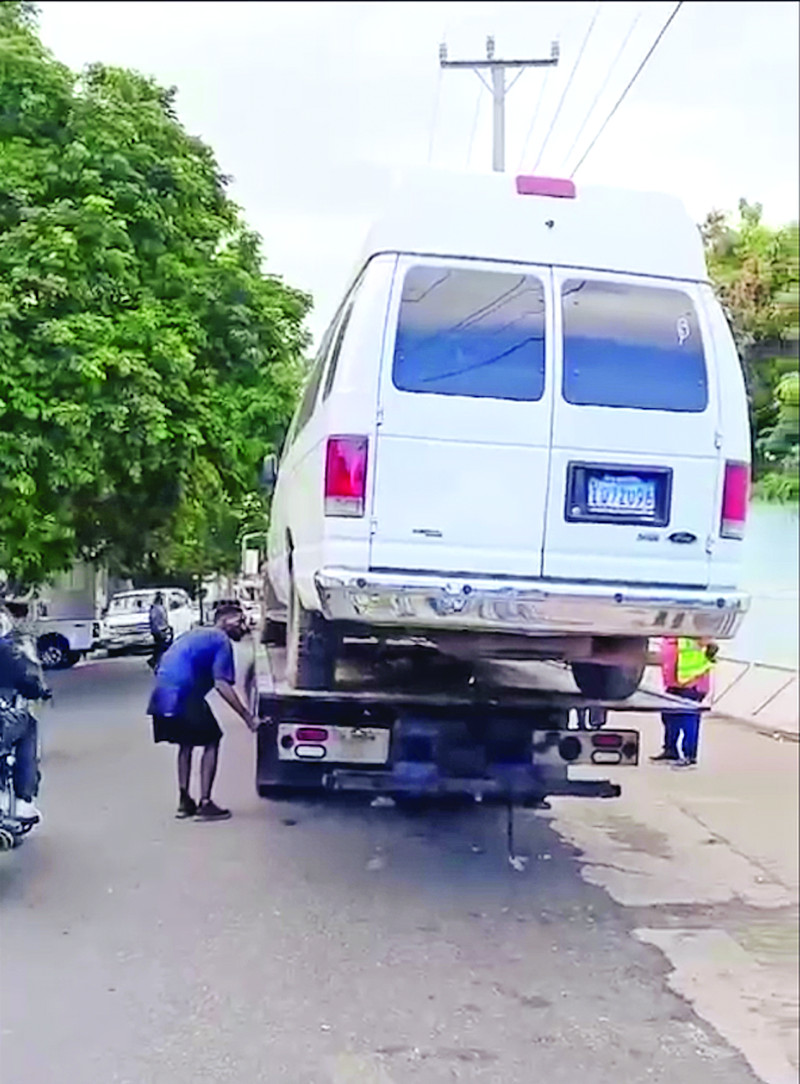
[0, 651, 796, 1084]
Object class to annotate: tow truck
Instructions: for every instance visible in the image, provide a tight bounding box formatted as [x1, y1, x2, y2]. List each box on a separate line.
[254, 644, 698, 818]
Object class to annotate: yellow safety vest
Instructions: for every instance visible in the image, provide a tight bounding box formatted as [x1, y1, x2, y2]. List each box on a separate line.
[676, 638, 714, 686]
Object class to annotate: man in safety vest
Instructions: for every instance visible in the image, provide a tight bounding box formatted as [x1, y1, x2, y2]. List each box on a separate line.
[651, 637, 718, 767]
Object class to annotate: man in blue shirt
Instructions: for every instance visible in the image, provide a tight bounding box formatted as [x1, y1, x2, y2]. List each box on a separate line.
[148, 603, 257, 820]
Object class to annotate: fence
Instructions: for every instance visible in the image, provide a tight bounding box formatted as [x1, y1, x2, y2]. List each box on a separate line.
[643, 655, 799, 740]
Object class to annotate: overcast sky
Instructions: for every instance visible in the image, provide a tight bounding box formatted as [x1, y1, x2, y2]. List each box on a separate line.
[39, 1, 799, 342]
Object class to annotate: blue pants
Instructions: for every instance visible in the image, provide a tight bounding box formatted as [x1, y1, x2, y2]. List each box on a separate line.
[12, 712, 40, 801]
[662, 688, 703, 761]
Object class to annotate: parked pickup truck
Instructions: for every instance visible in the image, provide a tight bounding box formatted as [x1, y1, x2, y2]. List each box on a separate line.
[102, 588, 196, 655]
[262, 169, 751, 696]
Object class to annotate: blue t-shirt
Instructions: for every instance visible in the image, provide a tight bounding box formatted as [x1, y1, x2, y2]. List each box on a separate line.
[147, 627, 235, 717]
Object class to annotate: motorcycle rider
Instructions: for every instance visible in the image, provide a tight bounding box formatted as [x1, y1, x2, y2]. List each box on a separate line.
[0, 601, 50, 823]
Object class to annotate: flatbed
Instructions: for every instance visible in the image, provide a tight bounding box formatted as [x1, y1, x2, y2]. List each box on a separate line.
[254, 647, 701, 805]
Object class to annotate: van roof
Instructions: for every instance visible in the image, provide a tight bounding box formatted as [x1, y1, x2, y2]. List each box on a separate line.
[358, 169, 708, 284]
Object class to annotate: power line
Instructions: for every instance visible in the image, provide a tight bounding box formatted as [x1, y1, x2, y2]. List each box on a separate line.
[466, 86, 482, 167]
[561, 8, 643, 173]
[570, 0, 685, 177]
[532, 2, 603, 173]
[517, 66, 553, 172]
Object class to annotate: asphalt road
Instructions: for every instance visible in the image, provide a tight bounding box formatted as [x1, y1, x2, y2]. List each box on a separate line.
[0, 652, 796, 1084]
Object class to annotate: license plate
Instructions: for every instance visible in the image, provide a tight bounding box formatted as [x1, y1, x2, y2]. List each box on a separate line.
[278, 724, 391, 764]
[587, 474, 657, 516]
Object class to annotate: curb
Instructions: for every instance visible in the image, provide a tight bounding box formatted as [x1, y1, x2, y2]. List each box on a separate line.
[708, 709, 800, 743]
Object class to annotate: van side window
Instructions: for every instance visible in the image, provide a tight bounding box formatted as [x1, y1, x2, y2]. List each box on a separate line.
[392, 266, 546, 402]
[292, 324, 336, 437]
[322, 302, 355, 401]
[562, 280, 708, 412]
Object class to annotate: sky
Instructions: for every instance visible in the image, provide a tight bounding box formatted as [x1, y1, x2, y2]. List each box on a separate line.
[38, 0, 799, 343]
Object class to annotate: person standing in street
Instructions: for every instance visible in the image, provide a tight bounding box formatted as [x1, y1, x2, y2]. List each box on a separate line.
[147, 603, 258, 820]
[148, 592, 171, 672]
[651, 636, 717, 768]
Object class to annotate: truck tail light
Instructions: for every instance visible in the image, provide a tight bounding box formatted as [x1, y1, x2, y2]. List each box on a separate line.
[720, 461, 749, 539]
[325, 436, 368, 517]
[592, 732, 623, 749]
[296, 727, 329, 742]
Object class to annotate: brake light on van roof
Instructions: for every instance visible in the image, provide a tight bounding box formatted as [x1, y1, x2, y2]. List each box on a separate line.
[515, 175, 576, 199]
[325, 436, 368, 517]
[720, 461, 750, 539]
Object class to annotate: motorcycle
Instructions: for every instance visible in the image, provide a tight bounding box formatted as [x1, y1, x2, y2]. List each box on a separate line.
[0, 622, 51, 851]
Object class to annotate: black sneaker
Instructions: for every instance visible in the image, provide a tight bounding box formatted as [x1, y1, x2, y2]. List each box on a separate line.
[176, 795, 197, 819]
[194, 800, 232, 821]
[650, 752, 679, 763]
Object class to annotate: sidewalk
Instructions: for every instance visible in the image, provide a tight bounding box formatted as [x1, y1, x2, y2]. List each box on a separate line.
[550, 712, 799, 1084]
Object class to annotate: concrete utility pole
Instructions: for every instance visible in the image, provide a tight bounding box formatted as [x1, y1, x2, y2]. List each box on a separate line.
[439, 36, 559, 173]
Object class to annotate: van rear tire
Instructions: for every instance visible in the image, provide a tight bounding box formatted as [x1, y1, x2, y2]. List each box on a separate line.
[570, 661, 645, 701]
[286, 577, 338, 690]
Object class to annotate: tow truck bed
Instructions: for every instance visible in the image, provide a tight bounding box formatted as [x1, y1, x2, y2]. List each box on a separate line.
[254, 647, 702, 804]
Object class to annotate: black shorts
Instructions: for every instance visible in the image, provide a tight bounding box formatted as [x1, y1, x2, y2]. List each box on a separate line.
[152, 699, 222, 747]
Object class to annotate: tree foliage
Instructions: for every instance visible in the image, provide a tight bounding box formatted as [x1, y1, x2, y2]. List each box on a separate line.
[0, 2, 310, 587]
[702, 200, 799, 497]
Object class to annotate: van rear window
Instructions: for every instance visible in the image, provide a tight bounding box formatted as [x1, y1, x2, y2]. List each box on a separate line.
[562, 280, 708, 412]
[393, 266, 546, 402]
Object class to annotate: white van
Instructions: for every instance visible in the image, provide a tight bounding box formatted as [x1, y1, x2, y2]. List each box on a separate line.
[265, 170, 751, 694]
[102, 588, 196, 655]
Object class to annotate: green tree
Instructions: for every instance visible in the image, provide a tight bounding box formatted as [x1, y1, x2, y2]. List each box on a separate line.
[0, 2, 309, 588]
[702, 200, 799, 494]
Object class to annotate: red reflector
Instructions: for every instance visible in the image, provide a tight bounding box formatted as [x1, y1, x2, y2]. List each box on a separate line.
[516, 175, 576, 199]
[296, 727, 329, 742]
[325, 436, 368, 517]
[592, 732, 623, 749]
[720, 461, 749, 539]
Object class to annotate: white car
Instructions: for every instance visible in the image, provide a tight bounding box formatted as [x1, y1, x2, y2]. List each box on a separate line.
[102, 588, 196, 655]
[265, 170, 751, 695]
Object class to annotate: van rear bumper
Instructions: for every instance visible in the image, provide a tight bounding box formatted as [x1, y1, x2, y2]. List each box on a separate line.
[314, 569, 749, 640]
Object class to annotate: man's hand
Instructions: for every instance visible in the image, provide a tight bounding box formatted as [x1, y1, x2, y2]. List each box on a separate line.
[215, 680, 258, 732]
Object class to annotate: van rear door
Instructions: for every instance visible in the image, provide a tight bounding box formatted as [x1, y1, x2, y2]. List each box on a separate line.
[542, 270, 721, 588]
[369, 256, 554, 577]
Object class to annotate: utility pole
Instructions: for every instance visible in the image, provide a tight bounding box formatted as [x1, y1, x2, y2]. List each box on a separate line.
[439, 36, 559, 173]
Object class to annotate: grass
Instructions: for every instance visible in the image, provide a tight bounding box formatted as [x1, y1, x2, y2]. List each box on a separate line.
[752, 470, 799, 503]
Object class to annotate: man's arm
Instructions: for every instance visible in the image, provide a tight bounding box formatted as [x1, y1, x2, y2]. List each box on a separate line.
[214, 679, 258, 731]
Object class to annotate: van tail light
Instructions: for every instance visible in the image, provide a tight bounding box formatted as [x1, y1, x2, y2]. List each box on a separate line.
[325, 436, 368, 517]
[720, 461, 750, 539]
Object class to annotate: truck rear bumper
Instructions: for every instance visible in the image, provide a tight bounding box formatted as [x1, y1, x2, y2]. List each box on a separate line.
[315, 568, 749, 640]
[324, 769, 621, 801]
[103, 632, 152, 650]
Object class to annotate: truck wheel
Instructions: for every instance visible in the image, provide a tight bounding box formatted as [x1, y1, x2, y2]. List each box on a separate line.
[286, 577, 338, 690]
[37, 634, 71, 670]
[570, 661, 645, 700]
